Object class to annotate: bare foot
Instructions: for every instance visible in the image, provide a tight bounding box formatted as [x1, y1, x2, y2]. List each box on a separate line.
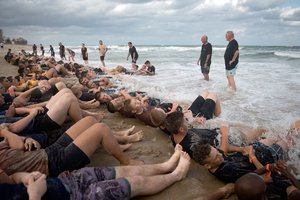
[161, 144, 182, 172]
[126, 130, 144, 143]
[93, 111, 105, 121]
[172, 151, 191, 181]
[90, 101, 100, 109]
[115, 126, 136, 136]
[120, 143, 132, 151]
[5, 104, 16, 118]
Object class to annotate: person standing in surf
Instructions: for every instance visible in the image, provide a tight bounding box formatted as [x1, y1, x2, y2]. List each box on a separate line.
[224, 31, 239, 91]
[197, 35, 212, 81]
[127, 42, 139, 69]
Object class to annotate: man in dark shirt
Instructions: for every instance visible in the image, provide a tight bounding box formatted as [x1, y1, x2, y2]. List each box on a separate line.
[224, 31, 239, 91]
[197, 35, 212, 81]
[32, 44, 37, 56]
[127, 42, 139, 69]
[49, 45, 55, 57]
[81, 43, 88, 64]
[59, 42, 66, 60]
[40, 44, 45, 56]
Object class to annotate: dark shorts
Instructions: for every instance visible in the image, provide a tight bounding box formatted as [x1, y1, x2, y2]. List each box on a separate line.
[252, 142, 284, 165]
[100, 56, 105, 61]
[83, 55, 88, 61]
[79, 92, 95, 101]
[58, 167, 131, 200]
[45, 133, 90, 176]
[201, 65, 210, 74]
[188, 96, 216, 119]
[32, 112, 61, 133]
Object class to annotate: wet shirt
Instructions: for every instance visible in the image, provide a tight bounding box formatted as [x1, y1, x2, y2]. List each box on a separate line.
[200, 43, 212, 67]
[224, 39, 239, 70]
[129, 46, 139, 60]
[171, 128, 219, 158]
[212, 143, 291, 189]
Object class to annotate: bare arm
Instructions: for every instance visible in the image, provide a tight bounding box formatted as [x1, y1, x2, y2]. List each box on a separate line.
[229, 50, 239, 65]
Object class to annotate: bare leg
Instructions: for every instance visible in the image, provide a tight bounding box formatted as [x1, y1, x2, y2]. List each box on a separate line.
[114, 130, 143, 144]
[231, 124, 266, 143]
[47, 92, 83, 125]
[115, 144, 183, 178]
[227, 76, 236, 91]
[206, 92, 221, 117]
[112, 126, 135, 136]
[81, 110, 105, 121]
[203, 73, 209, 81]
[71, 122, 143, 165]
[46, 88, 73, 108]
[199, 90, 209, 99]
[125, 151, 191, 198]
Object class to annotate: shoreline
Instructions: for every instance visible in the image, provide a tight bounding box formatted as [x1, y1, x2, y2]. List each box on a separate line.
[0, 44, 236, 199]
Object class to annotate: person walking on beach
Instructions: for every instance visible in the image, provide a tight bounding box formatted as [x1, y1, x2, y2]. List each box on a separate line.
[98, 40, 108, 67]
[40, 44, 45, 56]
[197, 35, 212, 81]
[0, 42, 4, 49]
[32, 44, 37, 56]
[59, 42, 66, 60]
[224, 31, 239, 91]
[127, 42, 139, 66]
[49, 45, 55, 57]
[81, 43, 88, 64]
[67, 48, 75, 62]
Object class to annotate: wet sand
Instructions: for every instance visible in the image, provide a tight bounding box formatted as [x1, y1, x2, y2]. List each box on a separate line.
[0, 44, 237, 199]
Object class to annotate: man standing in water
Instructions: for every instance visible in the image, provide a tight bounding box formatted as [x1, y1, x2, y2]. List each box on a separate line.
[197, 35, 212, 81]
[81, 43, 88, 64]
[224, 31, 239, 91]
[99, 40, 108, 67]
[127, 42, 139, 68]
[59, 42, 66, 60]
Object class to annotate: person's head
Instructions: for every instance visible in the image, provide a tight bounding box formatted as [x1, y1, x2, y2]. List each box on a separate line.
[150, 107, 167, 127]
[79, 77, 89, 85]
[144, 60, 151, 65]
[132, 63, 139, 70]
[96, 92, 112, 103]
[193, 144, 224, 169]
[108, 97, 125, 112]
[128, 42, 133, 47]
[226, 31, 234, 41]
[289, 187, 300, 200]
[0, 76, 11, 90]
[0, 83, 5, 94]
[59, 42, 62, 46]
[8, 48, 11, 52]
[164, 111, 188, 134]
[235, 173, 266, 200]
[201, 35, 208, 44]
[40, 44, 42, 46]
[124, 98, 143, 114]
[86, 80, 97, 88]
[99, 40, 103, 45]
[82, 43, 85, 47]
[50, 45, 52, 48]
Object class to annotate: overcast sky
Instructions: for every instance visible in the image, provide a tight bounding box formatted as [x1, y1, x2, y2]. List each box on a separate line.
[1, 0, 300, 46]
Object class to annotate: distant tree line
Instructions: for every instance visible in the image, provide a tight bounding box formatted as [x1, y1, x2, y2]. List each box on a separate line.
[0, 29, 28, 45]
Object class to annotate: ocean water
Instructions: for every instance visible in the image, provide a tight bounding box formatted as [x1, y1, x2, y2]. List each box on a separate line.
[46, 45, 300, 173]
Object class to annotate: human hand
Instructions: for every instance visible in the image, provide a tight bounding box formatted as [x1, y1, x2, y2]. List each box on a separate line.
[30, 107, 44, 116]
[24, 137, 41, 151]
[193, 116, 206, 126]
[21, 171, 43, 186]
[273, 160, 290, 177]
[26, 174, 47, 200]
[242, 145, 254, 156]
[229, 60, 234, 65]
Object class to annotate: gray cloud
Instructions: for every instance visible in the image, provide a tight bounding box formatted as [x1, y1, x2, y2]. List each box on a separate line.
[0, 0, 300, 45]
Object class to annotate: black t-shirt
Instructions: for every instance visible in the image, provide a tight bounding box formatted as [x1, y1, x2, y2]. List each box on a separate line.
[59, 45, 65, 54]
[200, 43, 212, 67]
[212, 144, 291, 189]
[30, 85, 59, 103]
[129, 46, 139, 60]
[224, 39, 239, 70]
[171, 128, 219, 158]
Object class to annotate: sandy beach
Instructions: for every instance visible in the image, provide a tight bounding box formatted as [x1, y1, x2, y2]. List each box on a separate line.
[0, 44, 237, 200]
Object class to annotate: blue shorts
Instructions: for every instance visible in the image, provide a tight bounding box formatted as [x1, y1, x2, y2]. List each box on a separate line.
[226, 67, 237, 76]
